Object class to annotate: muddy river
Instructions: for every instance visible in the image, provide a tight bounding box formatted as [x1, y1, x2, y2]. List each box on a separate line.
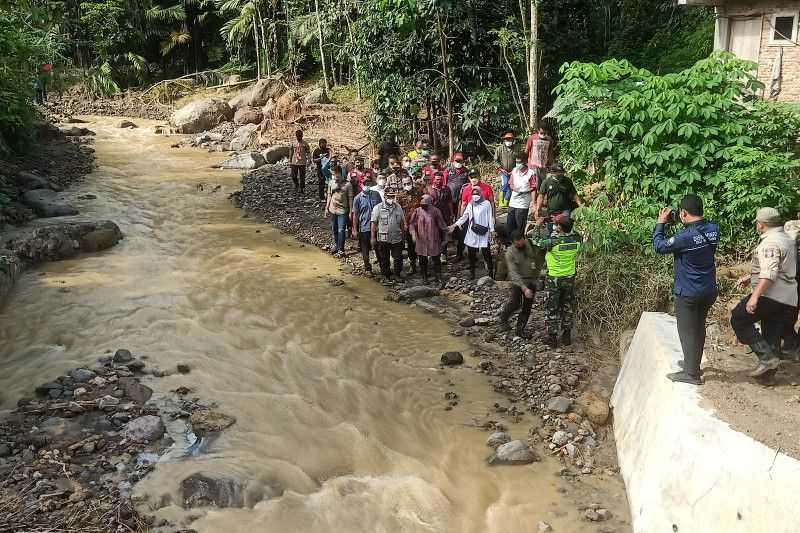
[0, 118, 628, 532]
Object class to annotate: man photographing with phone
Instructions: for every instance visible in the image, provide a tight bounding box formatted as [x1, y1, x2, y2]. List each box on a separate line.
[653, 194, 719, 385]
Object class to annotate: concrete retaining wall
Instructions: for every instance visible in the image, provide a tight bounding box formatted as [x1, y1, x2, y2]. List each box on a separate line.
[611, 312, 800, 533]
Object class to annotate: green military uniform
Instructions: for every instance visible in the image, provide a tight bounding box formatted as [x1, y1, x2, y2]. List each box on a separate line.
[533, 231, 582, 342]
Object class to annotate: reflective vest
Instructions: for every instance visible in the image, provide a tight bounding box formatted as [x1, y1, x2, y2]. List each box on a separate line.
[539, 232, 582, 278]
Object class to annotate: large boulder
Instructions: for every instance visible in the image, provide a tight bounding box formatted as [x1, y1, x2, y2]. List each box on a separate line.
[219, 152, 265, 170]
[399, 286, 439, 302]
[262, 145, 291, 164]
[302, 87, 330, 105]
[15, 171, 51, 191]
[181, 472, 245, 509]
[262, 98, 276, 119]
[170, 98, 233, 134]
[230, 123, 259, 152]
[20, 189, 78, 217]
[116, 120, 137, 129]
[228, 77, 284, 111]
[578, 389, 610, 426]
[60, 126, 94, 137]
[233, 106, 264, 126]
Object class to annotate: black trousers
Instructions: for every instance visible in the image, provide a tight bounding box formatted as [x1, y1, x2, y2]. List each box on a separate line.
[405, 233, 417, 266]
[467, 246, 493, 276]
[375, 241, 403, 277]
[506, 207, 529, 242]
[358, 231, 372, 270]
[674, 293, 717, 376]
[731, 294, 796, 360]
[455, 226, 466, 259]
[418, 255, 442, 278]
[290, 165, 306, 191]
[316, 166, 326, 199]
[500, 283, 534, 331]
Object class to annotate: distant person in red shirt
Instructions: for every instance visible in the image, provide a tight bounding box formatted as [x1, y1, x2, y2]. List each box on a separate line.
[525, 126, 555, 184]
[347, 155, 375, 194]
[422, 154, 448, 186]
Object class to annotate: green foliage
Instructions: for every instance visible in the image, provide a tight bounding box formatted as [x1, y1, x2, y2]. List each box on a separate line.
[555, 52, 800, 246]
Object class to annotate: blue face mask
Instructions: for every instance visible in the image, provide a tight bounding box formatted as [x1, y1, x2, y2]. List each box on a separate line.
[422, 149, 432, 157]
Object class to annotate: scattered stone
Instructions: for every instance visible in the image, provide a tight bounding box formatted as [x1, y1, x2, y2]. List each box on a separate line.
[20, 189, 78, 217]
[229, 123, 259, 152]
[177, 363, 192, 374]
[552, 430, 570, 446]
[69, 368, 96, 383]
[233, 106, 264, 125]
[440, 351, 464, 366]
[546, 396, 572, 413]
[126, 359, 146, 372]
[486, 432, 512, 449]
[578, 390, 610, 426]
[125, 415, 165, 443]
[476, 276, 495, 288]
[0, 443, 10, 457]
[121, 378, 153, 404]
[488, 440, 538, 465]
[219, 151, 266, 170]
[97, 395, 120, 408]
[113, 349, 133, 363]
[549, 383, 562, 394]
[538, 522, 553, 532]
[190, 409, 236, 435]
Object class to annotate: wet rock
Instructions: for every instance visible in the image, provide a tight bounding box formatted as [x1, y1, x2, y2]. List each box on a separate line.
[219, 152, 265, 170]
[121, 378, 153, 404]
[262, 145, 291, 164]
[488, 440, 538, 466]
[125, 415, 165, 443]
[79, 228, 122, 252]
[177, 363, 191, 374]
[538, 522, 553, 532]
[69, 368, 96, 383]
[126, 359, 146, 372]
[399, 286, 439, 302]
[577, 390, 610, 426]
[0, 443, 10, 457]
[20, 189, 78, 217]
[585, 508, 612, 522]
[546, 396, 572, 413]
[486, 432, 512, 449]
[117, 120, 137, 129]
[60, 126, 94, 136]
[440, 351, 464, 366]
[35, 381, 63, 397]
[113, 349, 133, 363]
[233, 106, 263, 125]
[170, 98, 233, 134]
[190, 409, 236, 435]
[98, 395, 120, 409]
[181, 472, 244, 509]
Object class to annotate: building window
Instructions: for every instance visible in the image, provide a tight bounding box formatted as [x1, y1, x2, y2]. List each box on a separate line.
[769, 11, 799, 45]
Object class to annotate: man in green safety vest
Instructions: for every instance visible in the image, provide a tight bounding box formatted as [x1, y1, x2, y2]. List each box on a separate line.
[532, 215, 582, 348]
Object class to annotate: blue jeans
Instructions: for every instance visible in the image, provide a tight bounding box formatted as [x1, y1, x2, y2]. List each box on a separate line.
[331, 214, 347, 252]
[499, 172, 511, 203]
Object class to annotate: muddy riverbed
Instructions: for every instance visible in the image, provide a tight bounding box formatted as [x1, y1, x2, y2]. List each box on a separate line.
[0, 118, 629, 532]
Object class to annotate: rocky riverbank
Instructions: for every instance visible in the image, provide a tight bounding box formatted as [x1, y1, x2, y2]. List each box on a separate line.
[47, 94, 174, 122]
[0, 349, 235, 533]
[233, 163, 622, 483]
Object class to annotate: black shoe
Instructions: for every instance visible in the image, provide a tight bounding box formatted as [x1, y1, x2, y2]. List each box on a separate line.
[677, 360, 705, 376]
[749, 358, 781, 378]
[561, 330, 572, 347]
[543, 335, 559, 348]
[667, 371, 703, 385]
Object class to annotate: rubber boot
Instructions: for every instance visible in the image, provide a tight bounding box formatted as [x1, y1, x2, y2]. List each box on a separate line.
[561, 329, 572, 347]
[749, 338, 781, 377]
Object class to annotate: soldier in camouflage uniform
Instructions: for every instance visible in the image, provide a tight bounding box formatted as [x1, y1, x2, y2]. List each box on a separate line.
[532, 216, 582, 348]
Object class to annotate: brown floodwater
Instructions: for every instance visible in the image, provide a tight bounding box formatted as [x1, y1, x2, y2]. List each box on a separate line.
[0, 118, 629, 532]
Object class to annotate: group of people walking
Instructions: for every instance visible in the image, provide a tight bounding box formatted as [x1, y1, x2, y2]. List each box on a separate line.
[287, 127, 581, 343]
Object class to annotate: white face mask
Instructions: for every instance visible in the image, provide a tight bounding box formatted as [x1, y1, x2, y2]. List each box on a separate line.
[504, 140, 513, 147]
[515, 163, 524, 170]
[470, 179, 479, 186]
[377, 178, 386, 187]
[472, 195, 482, 203]
[402, 161, 411, 168]
[453, 162, 463, 169]
[403, 185, 413, 191]
[363, 185, 372, 191]
[385, 198, 395, 205]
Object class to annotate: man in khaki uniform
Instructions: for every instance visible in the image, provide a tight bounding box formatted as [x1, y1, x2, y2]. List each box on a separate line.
[731, 208, 798, 379]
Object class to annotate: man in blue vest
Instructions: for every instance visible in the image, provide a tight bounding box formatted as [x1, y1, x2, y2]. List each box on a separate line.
[653, 194, 719, 385]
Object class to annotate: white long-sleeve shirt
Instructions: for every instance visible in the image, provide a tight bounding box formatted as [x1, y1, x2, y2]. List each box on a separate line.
[454, 200, 495, 248]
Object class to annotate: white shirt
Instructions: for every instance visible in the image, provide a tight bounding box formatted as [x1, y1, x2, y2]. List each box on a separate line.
[509, 167, 536, 209]
[454, 200, 495, 248]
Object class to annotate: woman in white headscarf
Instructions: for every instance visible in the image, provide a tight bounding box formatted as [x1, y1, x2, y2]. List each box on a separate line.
[450, 188, 495, 279]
